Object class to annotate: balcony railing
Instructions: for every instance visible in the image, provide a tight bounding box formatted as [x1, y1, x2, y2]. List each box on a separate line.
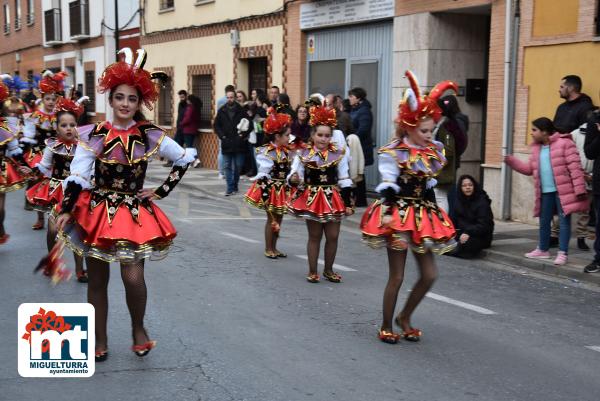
[69, 0, 89, 39]
[44, 7, 61, 44]
[26, 12, 34, 25]
[3, 22, 9, 35]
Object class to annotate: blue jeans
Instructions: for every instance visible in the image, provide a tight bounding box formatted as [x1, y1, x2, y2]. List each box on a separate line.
[539, 192, 571, 253]
[183, 134, 195, 148]
[222, 152, 245, 193]
[218, 142, 224, 175]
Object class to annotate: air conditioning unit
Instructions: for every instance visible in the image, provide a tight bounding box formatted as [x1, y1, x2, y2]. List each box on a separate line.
[230, 29, 240, 47]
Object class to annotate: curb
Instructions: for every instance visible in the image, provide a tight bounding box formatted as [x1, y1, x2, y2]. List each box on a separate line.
[480, 249, 600, 286]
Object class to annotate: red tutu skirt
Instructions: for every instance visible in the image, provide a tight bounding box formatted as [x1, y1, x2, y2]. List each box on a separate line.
[23, 148, 43, 169]
[287, 185, 346, 222]
[0, 157, 29, 193]
[59, 191, 177, 262]
[361, 199, 456, 254]
[244, 179, 289, 215]
[26, 178, 63, 213]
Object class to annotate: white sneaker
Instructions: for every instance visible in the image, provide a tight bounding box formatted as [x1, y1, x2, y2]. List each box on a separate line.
[218, 173, 225, 180]
[192, 159, 201, 168]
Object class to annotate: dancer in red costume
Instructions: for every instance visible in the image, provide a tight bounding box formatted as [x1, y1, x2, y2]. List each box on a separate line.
[27, 95, 88, 282]
[287, 105, 354, 283]
[0, 81, 32, 244]
[361, 71, 457, 344]
[55, 48, 196, 362]
[244, 108, 293, 259]
[22, 70, 66, 230]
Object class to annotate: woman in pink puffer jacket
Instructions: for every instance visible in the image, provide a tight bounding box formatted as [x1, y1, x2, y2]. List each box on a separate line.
[504, 117, 589, 265]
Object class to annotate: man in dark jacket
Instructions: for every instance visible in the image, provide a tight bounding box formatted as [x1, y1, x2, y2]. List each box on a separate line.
[348, 87, 374, 207]
[554, 75, 595, 134]
[583, 109, 600, 272]
[214, 90, 251, 195]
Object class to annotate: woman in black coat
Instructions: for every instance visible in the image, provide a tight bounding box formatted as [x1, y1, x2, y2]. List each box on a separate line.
[450, 175, 494, 258]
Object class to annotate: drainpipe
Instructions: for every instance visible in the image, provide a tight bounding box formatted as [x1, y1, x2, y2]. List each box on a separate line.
[499, 0, 520, 220]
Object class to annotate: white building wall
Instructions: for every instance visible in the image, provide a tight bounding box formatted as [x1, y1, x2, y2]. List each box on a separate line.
[41, 0, 139, 119]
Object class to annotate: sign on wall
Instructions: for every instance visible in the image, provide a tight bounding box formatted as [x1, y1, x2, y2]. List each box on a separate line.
[300, 0, 395, 30]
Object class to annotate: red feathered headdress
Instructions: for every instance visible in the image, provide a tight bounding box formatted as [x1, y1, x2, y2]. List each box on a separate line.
[308, 105, 337, 127]
[39, 70, 67, 94]
[0, 81, 9, 103]
[397, 70, 458, 129]
[263, 107, 292, 134]
[98, 48, 168, 110]
[55, 96, 87, 118]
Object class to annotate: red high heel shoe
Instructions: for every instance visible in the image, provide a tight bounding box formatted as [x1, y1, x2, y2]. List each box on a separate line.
[131, 330, 156, 357]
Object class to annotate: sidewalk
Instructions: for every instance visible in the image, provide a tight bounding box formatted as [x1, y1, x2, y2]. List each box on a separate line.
[146, 160, 600, 286]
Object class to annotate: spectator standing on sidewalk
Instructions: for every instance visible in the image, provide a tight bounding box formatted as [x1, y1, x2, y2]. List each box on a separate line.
[291, 104, 310, 143]
[276, 93, 296, 120]
[181, 94, 203, 168]
[554, 75, 595, 134]
[348, 87, 374, 207]
[215, 85, 236, 179]
[583, 107, 600, 273]
[214, 90, 252, 196]
[449, 175, 494, 258]
[549, 75, 595, 248]
[269, 86, 281, 106]
[504, 117, 589, 266]
[326, 94, 355, 136]
[164, 90, 188, 167]
[570, 112, 597, 250]
[434, 95, 469, 213]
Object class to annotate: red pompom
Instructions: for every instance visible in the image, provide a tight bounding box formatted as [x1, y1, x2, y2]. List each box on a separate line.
[264, 108, 292, 134]
[309, 106, 337, 128]
[98, 62, 159, 110]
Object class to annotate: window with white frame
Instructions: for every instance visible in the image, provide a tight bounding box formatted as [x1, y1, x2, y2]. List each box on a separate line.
[4, 4, 10, 34]
[26, 0, 33, 24]
[14, 0, 21, 30]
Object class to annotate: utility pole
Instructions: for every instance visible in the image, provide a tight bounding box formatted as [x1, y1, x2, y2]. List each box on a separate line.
[114, 0, 119, 60]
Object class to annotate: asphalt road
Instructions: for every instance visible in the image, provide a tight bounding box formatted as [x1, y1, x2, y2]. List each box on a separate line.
[1, 184, 599, 401]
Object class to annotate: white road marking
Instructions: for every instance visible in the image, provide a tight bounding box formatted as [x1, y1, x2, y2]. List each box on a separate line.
[294, 255, 357, 272]
[178, 217, 266, 220]
[585, 346, 600, 353]
[425, 292, 497, 315]
[221, 232, 261, 244]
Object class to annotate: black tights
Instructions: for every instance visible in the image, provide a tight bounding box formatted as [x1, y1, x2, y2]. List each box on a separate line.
[46, 217, 84, 274]
[381, 249, 437, 332]
[0, 193, 5, 236]
[265, 213, 283, 253]
[86, 257, 149, 351]
[306, 220, 340, 275]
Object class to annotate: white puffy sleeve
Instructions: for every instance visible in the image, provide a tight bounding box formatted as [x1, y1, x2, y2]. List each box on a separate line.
[336, 152, 353, 188]
[35, 147, 54, 177]
[21, 116, 37, 144]
[158, 136, 197, 167]
[286, 154, 304, 184]
[62, 145, 95, 190]
[5, 137, 23, 157]
[253, 151, 274, 181]
[374, 152, 400, 193]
